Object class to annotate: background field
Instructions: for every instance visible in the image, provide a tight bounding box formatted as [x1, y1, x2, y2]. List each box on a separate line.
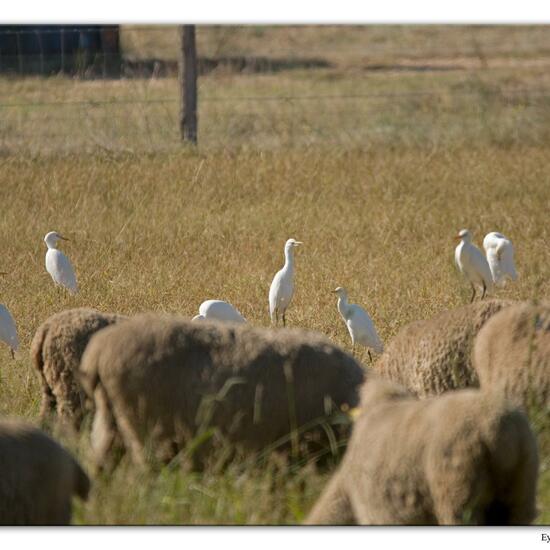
[0, 25, 549, 525]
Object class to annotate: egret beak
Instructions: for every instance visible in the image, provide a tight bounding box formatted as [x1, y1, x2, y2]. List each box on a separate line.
[294, 241, 303, 246]
[331, 289, 338, 294]
[58, 235, 70, 241]
[455, 235, 462, 240]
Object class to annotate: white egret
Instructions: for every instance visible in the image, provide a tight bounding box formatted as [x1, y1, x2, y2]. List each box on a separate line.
[269, 238, 302, 326]
[44, 231, 78, 295]
[192, 300, 246, 323]
[455, 229, 493, 302]
[483, 232, 518, 287]
[332, 286, 383, 361]
[0, 273, 19, 359]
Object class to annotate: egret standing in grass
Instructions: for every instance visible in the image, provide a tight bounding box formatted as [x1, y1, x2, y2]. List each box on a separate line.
[192, 300, 246, 323]
[0, 273, 19, 359]
[44, 231, 78, 295]
[269, 238, 302, 326]
[483, 231, 518, 287]
[455, 229, 493, 302]
[332, 286, 383, 361]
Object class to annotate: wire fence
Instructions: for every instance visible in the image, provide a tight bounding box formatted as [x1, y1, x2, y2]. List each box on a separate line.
[2, 25, 550, 153]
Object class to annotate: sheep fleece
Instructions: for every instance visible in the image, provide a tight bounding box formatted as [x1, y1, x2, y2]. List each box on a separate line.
[0, 419, 90, 525]
[474, 301, 550, 409]
[80, 314, 365, 466]
[373, 299, 513, 397]
[305, 377, 538, 525]
[31, 307, 126, 429]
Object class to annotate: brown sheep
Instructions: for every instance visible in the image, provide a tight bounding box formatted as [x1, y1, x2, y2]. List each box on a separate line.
[305, 376, 539, 525]
[373, 299, 513, 397]
[79, 314, 365, 469]
[473, 301, 550, 412]
[0, 419, 90, 525]
[31, 308, 126, 430]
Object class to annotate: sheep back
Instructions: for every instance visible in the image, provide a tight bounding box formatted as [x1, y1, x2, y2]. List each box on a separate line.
[473, 301, 550, 411]
[306, 377, 538, 525]
[31, 308, 126, 430]
[80, 314, 365, 468]
[0, 419, 90, 525]
[373, 299, 513, 397]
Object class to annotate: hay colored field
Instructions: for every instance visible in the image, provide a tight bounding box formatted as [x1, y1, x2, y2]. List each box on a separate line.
[0, 144, 549, 523]
[1, 24, 550, 525]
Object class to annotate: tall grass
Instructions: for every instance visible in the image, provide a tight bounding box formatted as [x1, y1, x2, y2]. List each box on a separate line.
[0, 144, 548, 523]
[1, 25, 549, 524]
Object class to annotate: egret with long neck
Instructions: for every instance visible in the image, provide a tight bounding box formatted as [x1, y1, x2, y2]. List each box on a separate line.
[333, 286, 383, 361]
[44, 231, 78, 295]
[332, 286, 384, 361]
[269, 238, 303, 326]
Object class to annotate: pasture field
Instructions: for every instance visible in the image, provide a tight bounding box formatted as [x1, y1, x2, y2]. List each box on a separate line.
[0, 25, 549, 524]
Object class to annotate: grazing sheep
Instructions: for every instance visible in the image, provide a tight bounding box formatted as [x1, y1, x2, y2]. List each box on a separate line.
[79, 314, 365, 469]
[31, 308, 126, 430]
[473, 302, 550, 411]
[373, 299, 513, 397]
[305, 376, 538, 525]
[0, 419, 90, 525]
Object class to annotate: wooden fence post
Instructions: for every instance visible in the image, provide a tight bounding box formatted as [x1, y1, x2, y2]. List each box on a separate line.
[179, 25, 198, 144]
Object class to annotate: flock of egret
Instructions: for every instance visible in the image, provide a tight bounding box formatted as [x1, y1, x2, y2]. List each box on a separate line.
[0, 229, 518, 361]
[455, 229, 517, 303]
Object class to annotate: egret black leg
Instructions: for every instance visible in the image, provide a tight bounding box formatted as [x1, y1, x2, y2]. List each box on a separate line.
[282, 312, 286, 327]
[481, 281, 487, 300]
[10, 348, 14, 360]
[368, 350, 373, 363]
[470, 284, 476, 303]
[274, 310, 278, 326]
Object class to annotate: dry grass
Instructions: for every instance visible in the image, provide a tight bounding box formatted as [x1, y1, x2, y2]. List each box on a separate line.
[121, 25, 550, 66]
[0, 145, 549, 523]
[3, 26, 550, 153]
[1, 24, 549, 525]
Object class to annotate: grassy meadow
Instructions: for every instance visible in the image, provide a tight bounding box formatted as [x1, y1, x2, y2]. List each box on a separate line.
[0, 25, 549, 524]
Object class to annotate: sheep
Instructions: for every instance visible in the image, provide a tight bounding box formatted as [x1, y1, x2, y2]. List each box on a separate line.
[473, 301, 550, 411]
[305, 376, 539, 525]
[79, 314, 365, 470]
[373, 299, 513, 397]
[31, 308, 126, 430]
[0, 419, 90, 525]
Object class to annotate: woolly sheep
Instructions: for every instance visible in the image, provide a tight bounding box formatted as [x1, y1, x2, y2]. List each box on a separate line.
[0, 419, 90, 525]
[373, 299, 513, 397]
[305, 376, 538, 525]
[31, 308, 126, 430]
[473, 302, 550, 411]
[79, 314, 365, 469]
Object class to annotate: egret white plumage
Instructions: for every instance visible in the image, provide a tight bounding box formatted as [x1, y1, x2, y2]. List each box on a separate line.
[483, 232, 518, 287]
[0, 273, 19, 359]
[332, 286, 383, 361]
[192, 300, 246, 323]
[269, 238, 302, 326]
[455, 229, 493, 302]
[44, 231, 78, 294]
